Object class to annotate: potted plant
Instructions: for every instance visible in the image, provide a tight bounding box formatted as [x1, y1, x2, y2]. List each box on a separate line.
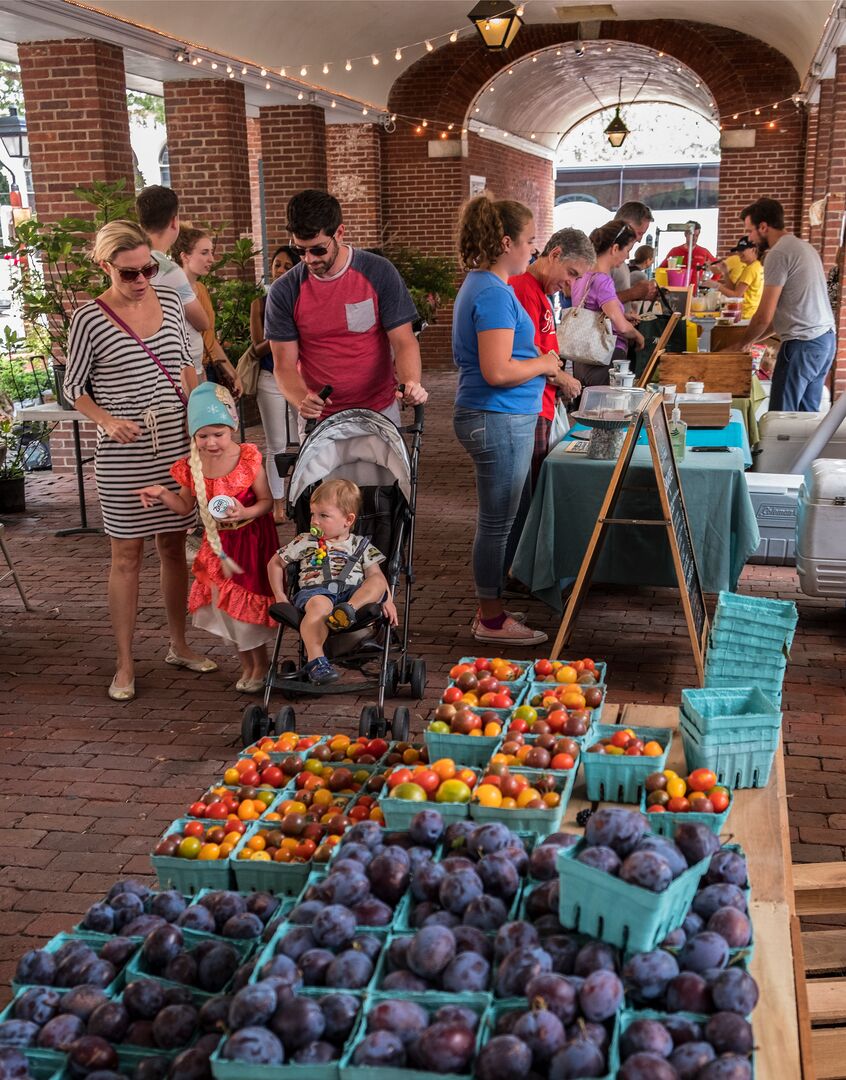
[384, 246, 458, 323]
[0, 390, 25, 511]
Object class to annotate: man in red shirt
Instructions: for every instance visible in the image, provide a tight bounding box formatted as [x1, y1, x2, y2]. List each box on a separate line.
[658, 221, 715, 285]
[266, 190, 427, 429]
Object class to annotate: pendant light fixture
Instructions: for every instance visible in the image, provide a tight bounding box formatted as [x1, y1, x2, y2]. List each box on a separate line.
[604, 78, 629, 148]
[467, 2, 523, 51]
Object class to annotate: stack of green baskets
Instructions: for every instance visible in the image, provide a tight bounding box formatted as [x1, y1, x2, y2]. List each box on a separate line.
[681, 686, 782, 789]
[704, 591, 798, 706]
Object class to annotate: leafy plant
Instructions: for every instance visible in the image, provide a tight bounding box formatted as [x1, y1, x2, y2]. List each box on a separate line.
[384, 247, 458, 323]
[126, 90, 165, 128]
[203, 235, 264, 361]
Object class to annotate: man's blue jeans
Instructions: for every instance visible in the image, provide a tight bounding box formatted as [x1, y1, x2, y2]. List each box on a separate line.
[454, 407, 536, 601]
[770, 330, 835, 412]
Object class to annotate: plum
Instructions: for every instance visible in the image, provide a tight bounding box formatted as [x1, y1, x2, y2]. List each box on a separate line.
[299, 949, 335, 986]
[38, 1013, 86, 1050]
[674, 822, 721, 866]
[705, 850, 749, 887]
[477, 854, 521, 901]
[271, 997, 325, 1053]
[705, 1012, 754, 1055]
[623, 950, 680, 1003]
[544, 935, 580, 975]
[619, 850, 673, 893]
[199, 892, 245, 931]
[636, 834, 689, 878]
[710, 968, 759, 1015]
[351, 1030, 405, 1067]
[422, 910, 461, 930]
[343, 821, 383, 849]
[15, 950, 56, 987]
[168, 1045, 213, 1080]
[474, 1034, 532, 1080]
[0, 1049, 28, 1080]
[579, 969, 624, 1022]
[292, 1042, 337, 1064]
[530, 844, 563, 880]
[140, 926, 183, 974]
[512, 1008, 566, 1068]
[380, 971, 428, 992]
[441, 951, 490, 993]
[698, 1057, 753, 1080]
[584, 808, 647, 856]
[666, 971, 713, 1013]
[12, 987, 60, 1025]
[324, 949, 373, 989]
[410, 861, 446, 903]
[350, 898, 393, 927]
[312, 906, 356, 950]
[679, 931, 730, 973]
[163, 954, 197, 988]
[367, 852, 410, 907]
[693, 884, 748, 921]
[108, 880, 151, 902]
[409, 1022, 475, 1073]
[670, 1041, 716, 1079]
[222, 1028, 284, 1065]
[319, 994, 359, 1044]
[577, 846, 621, 876]
[67, 1035, 119, 1076]
[87, 1002, 130, 1043]
[407, 926, 456, 980]
[617, 1052, 678, 1079]
[134, 1059, 169, 1080]
[463, 894, 508, 931]
[149, 891, 187, 923]
[573, 941, 618, 977]
[620, 1019, 674, 1060]
[454, 925, 492, 961]
[0, 1021, 39, 1048]
[246, 892, 280, 925]
[439, 868, 484, 915]
[122, 916, 167, 939]
[434, 1004, 479, 1030]
[707, 907, 752, 948]
[197, 996, 230, 1035]
[287, 900, 325, 925]
[319, 869, 370, 909]
[152, 1005, 198, 1050]
[196, 943, 239, 992]
[123, 980, 166, 1021]
[367, 999, 428, 1045]
[548, 1034, 606, 1079]
[495, 947, 552, 998]
[125, 1022, 156, 1048]
[110, 894, 144, 930]
[82, 903, 115, 934]
[99, 938, 136, 970]
[495, 921, 540, 961]
[663, 1016, 703, 1046]
[525, 973, 578, 1024]
[176, 908, 216, 935]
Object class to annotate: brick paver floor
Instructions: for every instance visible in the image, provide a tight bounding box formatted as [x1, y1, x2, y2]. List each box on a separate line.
[0, 370, 844, 997]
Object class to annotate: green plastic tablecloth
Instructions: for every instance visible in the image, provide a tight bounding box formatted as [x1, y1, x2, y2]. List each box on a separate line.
[512, 444, 761, 611]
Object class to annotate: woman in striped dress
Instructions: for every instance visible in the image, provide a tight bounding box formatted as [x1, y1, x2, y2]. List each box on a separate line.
[65, 220, 216, 702]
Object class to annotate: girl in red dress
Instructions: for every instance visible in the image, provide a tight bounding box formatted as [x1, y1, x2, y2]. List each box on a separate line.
[138, 382, 278, 692]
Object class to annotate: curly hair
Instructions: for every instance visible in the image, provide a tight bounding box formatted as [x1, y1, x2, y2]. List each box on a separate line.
[457, 193, 533, 271]
[171, 226, 211, 269]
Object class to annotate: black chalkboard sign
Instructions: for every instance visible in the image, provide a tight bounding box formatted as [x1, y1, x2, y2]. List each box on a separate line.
[552, 393, 709, 684]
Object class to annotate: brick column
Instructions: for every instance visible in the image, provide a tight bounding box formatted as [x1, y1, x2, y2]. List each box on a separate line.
[18, 39, 134, 222]
[259, 105, 327, 246]
[823, 51, 846, 398]
[162, 79, 252, 273]
[326, 124, 383, 248]
[801, 103, 819, 242]
[810, 81, 836, 253]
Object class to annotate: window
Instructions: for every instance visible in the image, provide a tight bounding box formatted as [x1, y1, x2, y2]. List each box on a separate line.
[159, 145, 170, 187]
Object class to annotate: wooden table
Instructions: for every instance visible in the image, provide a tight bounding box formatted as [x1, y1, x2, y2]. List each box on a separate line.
[562, 703, 807, 1080]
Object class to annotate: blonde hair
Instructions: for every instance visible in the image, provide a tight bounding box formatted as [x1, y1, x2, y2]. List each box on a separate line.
[189, 437, 243, 579]
[458, 193, 533, 271]
[311, 479, 362, 518]
[91, 220, 151, 264]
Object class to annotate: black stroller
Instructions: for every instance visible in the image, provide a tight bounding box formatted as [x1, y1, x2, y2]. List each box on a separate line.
[240, 402, 426, 747]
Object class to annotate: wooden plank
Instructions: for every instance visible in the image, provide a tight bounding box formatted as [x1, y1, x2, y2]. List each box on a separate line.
[793, 914, 817, 1080]
[658, 351, 752, 395]
[802, 930, 846, 974]
[806, 978, 846, 1024]
[794, 863, 846, 916]
[811, 1028, 846, 1079]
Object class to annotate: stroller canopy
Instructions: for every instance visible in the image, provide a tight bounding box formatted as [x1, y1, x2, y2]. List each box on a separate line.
[288, 409, 413, 506]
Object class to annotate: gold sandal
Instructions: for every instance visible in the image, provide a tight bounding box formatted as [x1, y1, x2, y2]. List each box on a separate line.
[108, 676, 135, 702]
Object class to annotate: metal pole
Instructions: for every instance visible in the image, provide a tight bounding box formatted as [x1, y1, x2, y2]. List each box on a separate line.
[789, 388, 846, 474]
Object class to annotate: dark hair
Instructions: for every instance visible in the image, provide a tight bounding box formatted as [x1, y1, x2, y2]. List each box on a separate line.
[286, 190, 343, 239]
[136, 185, 180, 233]
[270, 244, 301, 267]
[742, 198, 785, 231]
[687, 221, 702, 232]
[590, 219, 636, 256]
[171, 226, 210, 268]
[616, 201, 653, 226]
[458, 193, 533, 270]
[631, 244, 654, 266]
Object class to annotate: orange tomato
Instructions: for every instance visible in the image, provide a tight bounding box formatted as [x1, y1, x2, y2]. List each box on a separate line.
[516, 787, 541, 807]
[475, 784, 502, 808]
[223, 767, 241, 785]
[500, 797, 517, 809]
[688, 768, 717, 792]
[555, 665, 578, 685]
[560, 691, 586, 710]
[483, 722, 502, 738]
[432, 758, 456, 781]
[456, 768, 477, 789]
[708, 785, 730, 812]
[643, 741, 664, 756]
[542, 792, 560, 808]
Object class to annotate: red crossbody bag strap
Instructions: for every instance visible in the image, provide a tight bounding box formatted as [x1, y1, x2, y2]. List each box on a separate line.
[95, 297, 188, 406]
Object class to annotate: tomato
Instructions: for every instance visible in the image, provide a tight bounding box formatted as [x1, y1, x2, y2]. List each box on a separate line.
[442, 687, 463, 704]
[475, 784, 502, 808]
[414, 769, 441, 795]
[666, 796, 690, 813]
[534, 659, 553, 677]
[610, 730, 632, 749]
[432, 758, 457, 781]
[555, 665, 578, 685]
[456, 767, 477, 789]
[474, 657, 491, 672]
[260, 766, 285, 788]
[205, 802, 230, 820]
[688, 768, 717, 793]
[188, 801, 207, 818]
[295, 839, 317, 860]
[643, 741, 664, 756]
[177, 836, 202, 859]
[665, 775, 687, 799]
[509, 718, 528, 734]
[387, 767, 413, 790]
[708, 786, 730, 812]
[492, 692, 511, 709]
[366, 739, 388, 758]
[551, 753, 575, 770]
[449, 663, 473, 680]
[183, 820, 205, 838]
[646, 804, 666, 814]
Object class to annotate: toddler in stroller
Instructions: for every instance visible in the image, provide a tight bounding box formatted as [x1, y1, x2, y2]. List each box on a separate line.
[267, 478, 397, 684]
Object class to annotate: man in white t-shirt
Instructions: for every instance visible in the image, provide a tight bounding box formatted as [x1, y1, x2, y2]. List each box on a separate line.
[136, 186, 209, 335]
[726, 197, 835, 411]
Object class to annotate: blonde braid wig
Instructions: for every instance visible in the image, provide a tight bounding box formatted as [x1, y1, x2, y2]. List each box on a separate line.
[189, 438, 243, 579]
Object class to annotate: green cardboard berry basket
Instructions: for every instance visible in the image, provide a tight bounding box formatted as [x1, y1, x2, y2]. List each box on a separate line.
[557, 839, 709, 953]
[524, 678, 607, 724]
[423, 728, 502, 769]
[455, 655, 534, 687]
[712, 589, 797, 642]
[230, 823, 320, 897]
[680, 720, 777, 790]
[617, 1007, 756, 1073]
[237, 735, 328, 762]
[681, 687, 782, 734]
[71, 888, 197, 939]
[580, 725, 672, 803]
[210, 990, 366, 1080]
[0, 994, 80, 1073]
[477, 1000, 618, 1080]
[640, 786, 733, 836]
[338, 990, 491, 1080]
[368, 931, 494, 999]
[151, 818, 235, 892]
[377, 770, 479, 829]
[182, 784, 285, 822]
[186, 888, 295, 943]
[468, 768, 575, 833]
[11, 931, 134, 997]
[123, 927, 255, 999]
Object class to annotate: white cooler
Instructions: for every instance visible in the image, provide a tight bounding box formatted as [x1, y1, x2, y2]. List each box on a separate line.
[753, 411, 846, 473]
[745, 473, 802, 565]
[796, 459, 846, 597]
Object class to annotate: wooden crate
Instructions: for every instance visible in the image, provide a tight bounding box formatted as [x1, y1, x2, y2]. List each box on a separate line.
[658, 351, 753, 396]
[711, 323, 749, 352]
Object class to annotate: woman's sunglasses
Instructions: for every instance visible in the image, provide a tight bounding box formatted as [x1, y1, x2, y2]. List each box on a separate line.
[107, 261, 159, 282]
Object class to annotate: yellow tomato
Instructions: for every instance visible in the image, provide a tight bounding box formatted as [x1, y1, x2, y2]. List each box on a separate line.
[250, 850, 271, 862]
[666, 775, 687, 799]
[516, 787, 542, 807]
[223, 768, 241, 785]
[246, 835, 267, 852]
[197, 843, 220, 861]
[475, 784, 503, 808]
[555, 665, 578, 684]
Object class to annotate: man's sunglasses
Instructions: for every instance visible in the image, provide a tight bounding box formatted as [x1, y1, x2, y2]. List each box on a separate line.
[107, 261, 159, 282]
[291, 238, 336, 258]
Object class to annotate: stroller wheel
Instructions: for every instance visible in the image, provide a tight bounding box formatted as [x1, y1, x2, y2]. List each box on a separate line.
[409, 659, 427, 700]
[272, 706, 296, 735]
[359, 704, 383, 739]
[241, 704, 269, 748]
[391, 707, 411, 743]
[383, 659, 400, 699]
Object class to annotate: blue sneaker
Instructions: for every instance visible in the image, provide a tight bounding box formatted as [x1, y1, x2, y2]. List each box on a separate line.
[304, 656, 340, 685]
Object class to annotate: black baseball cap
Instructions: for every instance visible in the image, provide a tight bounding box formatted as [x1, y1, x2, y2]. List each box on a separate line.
[730, 237, 756, 252]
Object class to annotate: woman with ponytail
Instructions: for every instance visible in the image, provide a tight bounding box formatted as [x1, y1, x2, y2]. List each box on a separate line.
[453, 193, 563, 646]
[138, 382, 278, 692]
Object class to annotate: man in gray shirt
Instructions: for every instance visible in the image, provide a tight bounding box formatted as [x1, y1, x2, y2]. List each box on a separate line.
[730, 197, 835, 411]
[610, 201, 658, 307]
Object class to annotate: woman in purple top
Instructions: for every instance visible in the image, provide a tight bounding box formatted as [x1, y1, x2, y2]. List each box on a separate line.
[569, 219, 646, 388]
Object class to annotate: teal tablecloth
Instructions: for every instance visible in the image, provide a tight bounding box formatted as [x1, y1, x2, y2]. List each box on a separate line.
[567, 408, 752, 468]
[512, 444, 760, 611]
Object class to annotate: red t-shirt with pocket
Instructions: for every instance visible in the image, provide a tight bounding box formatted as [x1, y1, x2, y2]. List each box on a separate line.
[264, 247, 418, 415]
[509, 270, 557, 421]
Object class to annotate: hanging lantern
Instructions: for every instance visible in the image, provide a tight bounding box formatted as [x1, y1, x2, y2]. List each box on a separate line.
[604, 106, 629, 148]
[467, 2, 523, 50]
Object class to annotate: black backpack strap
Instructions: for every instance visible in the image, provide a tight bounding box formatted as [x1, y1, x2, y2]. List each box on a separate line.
[324, 535, 372, 595]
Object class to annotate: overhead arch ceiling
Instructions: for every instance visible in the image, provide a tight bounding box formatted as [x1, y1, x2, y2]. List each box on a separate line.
[472, 41, 715, 150]
[4, 0, 833, 111]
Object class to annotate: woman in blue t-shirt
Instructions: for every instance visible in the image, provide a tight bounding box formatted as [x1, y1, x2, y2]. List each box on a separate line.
[453, 195, 561, 647]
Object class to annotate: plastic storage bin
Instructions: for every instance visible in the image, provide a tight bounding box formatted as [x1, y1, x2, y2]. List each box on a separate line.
[557, 840, 709, 953]
[745, 472, 802, 565]
[797, 458, 846, 598]
[753, 409, 846, 473]
[580, 725, 671, 803]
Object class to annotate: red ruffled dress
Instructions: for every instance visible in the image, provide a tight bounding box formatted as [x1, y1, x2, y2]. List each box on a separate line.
[171, 443, 277, 651]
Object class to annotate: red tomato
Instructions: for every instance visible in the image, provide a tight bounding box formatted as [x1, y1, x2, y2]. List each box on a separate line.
[366, 739, 389, 758]
[611, 731, 632, 749]
[188, 802, 207, 818]
[183, 820, 206, 838]
[260, 766, 285, 788]
[646, 804, 666, 814]
[414, 769, 441, 795]
[205, 802, 230, 819]
[449, 663, 473, 680]
[534, 659, 553, 677]
[583, 658, 596, 672]
[551, 753, 575, 770]
[492, 692, 511, 709]
[708, 786, 730, 812]
[666, 796, 690, 813]
[456, 767, 477, 788]
[387, 767, 413, 790]
[624, 746, 643, 756]
[688, 768, 717, 793]
[479, 774, 502, 788]
[474, 657, 491, 672]
[239, 769, 260, 787]
[295, 839, 317, 860]
[509, 718, 528, 734]
[443, 687, 463, 704]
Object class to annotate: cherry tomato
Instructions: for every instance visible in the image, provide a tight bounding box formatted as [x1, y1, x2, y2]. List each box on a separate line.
[688, 768, 718, 792]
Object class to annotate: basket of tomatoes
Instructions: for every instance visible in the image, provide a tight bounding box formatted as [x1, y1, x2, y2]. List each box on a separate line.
[641, 767, 732, 836]
[471, 764, 575, 832]
[377, 758, 479, 828]
[152, 818, 237, 891]
[581, 725, 672, 803]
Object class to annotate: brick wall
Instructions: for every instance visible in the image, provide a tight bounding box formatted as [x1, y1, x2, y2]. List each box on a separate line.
[47, 419, 98, 479]
[326, 124, 383, 249]
[246, 116, 264, 280]
[801, 103, 819, 242]
[18, 39, 134, 222]
[465, 134, 554, 240]
[259, 105, 327, 246]
[163, 80, 253, 275]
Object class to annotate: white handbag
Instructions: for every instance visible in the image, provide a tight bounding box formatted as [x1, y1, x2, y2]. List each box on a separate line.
[557, 273, 617, 367]
[548, 398, 570, 450]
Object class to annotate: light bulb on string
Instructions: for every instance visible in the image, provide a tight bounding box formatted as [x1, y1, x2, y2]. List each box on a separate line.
[300, 66, 307, 76]
[606, 46, 611, 52]
[323, 63, 330, 74]
[372, 55, 379, 65]
[516, 3, 525, 13]
[755, 109, 760, 115]
[395, 48, 402, 60]
[530, 132, 536, 139]
[362, 108, 368, 115]
[658, 51, 664, 57]
[448, 122, 454, 130]
[241, 65, 247, 74]
[331, 100, 337, 108]
[768, 121, 776, 128]
[508, 68, 514, 74]
[265, 81, 271, 89]
[297, 92, 304, 100]
[556, 49, 561, 56]
[261, 67, 267, 76]
[425, 40, 434, 51]
[345, 59, 352, 71]
[449, 30, 458, 42]
[440, 131, 447, 139]
[475, 106, 480, 113]
[422, 119, 428, 127]
[211, 61, 218, 69]
[732, 113, 739, 120]
[532, 56, 537, 62]
[176, 51, 185, 62]
[415, 125, 423, 134]
[773, 103, 778, 110]
[226, 64, 232, 73]
[391, 113, 397, 121]
[228, 71, 234, 78]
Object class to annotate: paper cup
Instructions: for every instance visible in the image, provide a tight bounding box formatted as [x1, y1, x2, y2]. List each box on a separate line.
[685, 381, 705, 395]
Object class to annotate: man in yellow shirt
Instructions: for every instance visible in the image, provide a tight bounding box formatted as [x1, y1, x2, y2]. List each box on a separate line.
[714, 237, 763, 319]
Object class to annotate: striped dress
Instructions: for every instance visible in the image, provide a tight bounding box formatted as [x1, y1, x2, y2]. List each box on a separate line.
[65, 287, 196, 539]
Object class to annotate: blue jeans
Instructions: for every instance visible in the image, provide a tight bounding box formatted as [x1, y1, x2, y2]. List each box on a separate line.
[770, 331, 835, 412]
[454, 407, 536, 601]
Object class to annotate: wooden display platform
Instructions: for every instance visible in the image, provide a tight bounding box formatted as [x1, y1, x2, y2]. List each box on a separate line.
[564, 703, 807, 1079]
[658, 352, 753, 396]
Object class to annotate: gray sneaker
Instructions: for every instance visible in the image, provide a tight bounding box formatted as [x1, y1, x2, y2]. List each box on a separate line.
[473, 615, 548, 646]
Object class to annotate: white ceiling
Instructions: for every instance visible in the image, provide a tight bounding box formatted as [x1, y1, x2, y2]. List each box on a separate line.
[0, 0, 837, 120]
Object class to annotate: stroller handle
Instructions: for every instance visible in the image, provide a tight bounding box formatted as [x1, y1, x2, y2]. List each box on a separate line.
[303, 385, 334, 437]
[396, 384, 425, 433]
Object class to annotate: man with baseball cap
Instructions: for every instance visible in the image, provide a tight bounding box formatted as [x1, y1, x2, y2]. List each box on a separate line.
[712, 237, 763, 320]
